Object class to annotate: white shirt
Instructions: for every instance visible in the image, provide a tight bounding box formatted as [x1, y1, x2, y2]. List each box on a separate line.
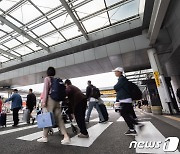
[89, 97, 98, 102]
[119, 98, 132, 103]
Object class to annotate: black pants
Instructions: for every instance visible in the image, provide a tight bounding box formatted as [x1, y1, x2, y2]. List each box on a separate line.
[120, 103, 138, 130]
[74, 99, 88, 135]
[131, 107, 137, 119]
[13, 107, 21, 125]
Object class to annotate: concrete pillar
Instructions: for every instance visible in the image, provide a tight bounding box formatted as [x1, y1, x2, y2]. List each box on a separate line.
[147, 48, 175, 114]
[170, 76, 180, 108]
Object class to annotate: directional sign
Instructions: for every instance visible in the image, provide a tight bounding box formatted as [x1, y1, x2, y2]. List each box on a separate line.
[153, 71, 161, 87]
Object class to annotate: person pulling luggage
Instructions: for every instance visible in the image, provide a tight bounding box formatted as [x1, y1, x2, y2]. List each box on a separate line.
[65, 79, 89, 138]
[85, 81, 106, 123]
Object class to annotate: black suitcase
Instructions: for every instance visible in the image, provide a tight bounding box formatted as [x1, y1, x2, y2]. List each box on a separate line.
[98, 103, 109, 121]
[0, 112, 7, 127]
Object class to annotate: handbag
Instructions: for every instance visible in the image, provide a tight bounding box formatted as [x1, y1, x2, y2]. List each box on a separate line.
[37, 111, 55, 128]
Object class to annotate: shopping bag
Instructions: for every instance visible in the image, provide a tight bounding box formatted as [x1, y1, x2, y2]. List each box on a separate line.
[37, 112, 55, 128]
[22, 109, 30, 122]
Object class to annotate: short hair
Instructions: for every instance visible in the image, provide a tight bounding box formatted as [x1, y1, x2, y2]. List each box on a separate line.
[47, 67, 56, 76]
[65, 79, 72, 85]
[14, 89, 18, 92]
[88, 80, 91, 84]
[29, 89, 33, 92]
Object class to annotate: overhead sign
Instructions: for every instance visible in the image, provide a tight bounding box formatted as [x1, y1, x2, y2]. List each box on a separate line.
[154, 71, 160, 87]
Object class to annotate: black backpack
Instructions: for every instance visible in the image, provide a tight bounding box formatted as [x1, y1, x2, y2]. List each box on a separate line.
[91, 86, 101, 99]
[50, 78, 66, 101]
[128, 81, 142, 100]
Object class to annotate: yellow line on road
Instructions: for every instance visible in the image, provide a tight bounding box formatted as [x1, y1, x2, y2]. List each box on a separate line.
[163, 115, 180, 122]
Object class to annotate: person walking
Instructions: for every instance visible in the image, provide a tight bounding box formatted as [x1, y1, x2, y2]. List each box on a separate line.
[26, 89, 36, 124]
[65, 79, 89, 138]
[37, 67, 70, 143]
[0, 96, 2, 113]
[5, 89, 22, 127]
[85, 81, 105, 123]
[113, 67, 144, 136]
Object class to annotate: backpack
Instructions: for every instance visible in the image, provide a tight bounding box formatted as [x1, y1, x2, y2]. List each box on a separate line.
[91, 86, 101, 99]
[127, 81, 142, 100]
[50, 78, 66, 101]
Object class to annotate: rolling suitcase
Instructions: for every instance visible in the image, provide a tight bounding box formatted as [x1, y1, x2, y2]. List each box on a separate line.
[98, 103, 109, 121]
[0, 112, 7, 127]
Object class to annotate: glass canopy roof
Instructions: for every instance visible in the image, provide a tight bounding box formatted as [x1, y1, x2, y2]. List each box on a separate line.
[0, 0, 140, 63]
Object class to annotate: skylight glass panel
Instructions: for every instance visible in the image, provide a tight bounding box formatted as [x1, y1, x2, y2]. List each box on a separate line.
[26, 42, 42, 51]
[75, 0, 105, 18]
[0, 0, 20, 11]
[42, 32, 65, 46]
[3, 39, 21, 48]
[73, 0, 85, 6]
[51, 13, 73, 29]
[10, 51, 21, 56]
[0, 35, 12, 44]
[109, 0, 139, 24]
[39, 40, 48, 47]
[0, 55, 9, 62]
[14, 46, 33, 55]
[0, 31, 6, 37]
[27, 31, 36, 38]
[105, 0, 124, 7]
[16, 36, 29, 43]
[10, 1, 42, 24]
[6, 15, 22, 27]
[83, 13, 109, 32]
[61, 25, 82, 39]
[31, 0, 61, 13]
[28, 17, 47, 29]
[33, 22, 55, 36]
[47, 9, 63, 18]
[0, 24, 13, 33]
[0, 45, 8, 50]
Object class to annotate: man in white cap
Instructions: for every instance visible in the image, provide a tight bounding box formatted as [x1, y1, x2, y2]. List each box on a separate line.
[113, 67, 143, 135]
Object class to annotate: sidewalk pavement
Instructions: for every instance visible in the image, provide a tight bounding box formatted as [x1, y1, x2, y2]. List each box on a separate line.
[136, 108, 180, 130]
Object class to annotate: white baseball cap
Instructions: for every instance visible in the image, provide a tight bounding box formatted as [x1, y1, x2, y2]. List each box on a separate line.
[112, 67, 124, 72]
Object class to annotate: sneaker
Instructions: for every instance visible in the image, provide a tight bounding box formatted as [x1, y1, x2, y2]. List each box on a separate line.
[99, 120, 108, 124]
[61, 138, 70, 144]
[77, 133, 89, 138]
[32, 118, 35, 124]
[85, 119, 89, 123]
[12, 124, 18, 127]
[124, 130, 137, 136]
[37, 137, 48, 143]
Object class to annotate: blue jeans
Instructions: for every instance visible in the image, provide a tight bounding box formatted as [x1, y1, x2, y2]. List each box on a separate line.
[86, 101, 104, 121]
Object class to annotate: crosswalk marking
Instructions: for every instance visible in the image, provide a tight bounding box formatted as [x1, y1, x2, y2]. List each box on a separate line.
[135, 122, 180, 153]
[117, 116, 124, 121]
[90, 118, 99, 122]
[6, 122, 27, 127]
[0, 125, 37, 136]
[17, 123, 72, 141]
[16, 117, 102, 141]
[64, 122, 113, 147]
